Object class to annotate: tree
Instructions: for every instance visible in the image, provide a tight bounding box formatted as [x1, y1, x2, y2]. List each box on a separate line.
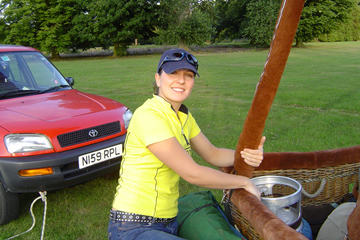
[214, 0, 281, 46]
[0, 2, 7, 43]
[0, 22, 6, 44]
[71, 0, 159, 57]
[1, 0, 41, 49]
[295, 0, 356, 47]
[243, 0, 282, 47]
[214, 0, 248, 41]
[214, 0, 355, 48]
[318, 3, 360, 41]
[156, 0, 215, 49]
[36, 0, 80, 58]
[2, 0, 80, 58]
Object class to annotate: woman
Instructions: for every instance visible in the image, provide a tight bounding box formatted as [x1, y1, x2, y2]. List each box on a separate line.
[108, 48, 266, 240]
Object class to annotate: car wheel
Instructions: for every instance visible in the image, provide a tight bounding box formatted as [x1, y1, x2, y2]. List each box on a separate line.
[0, 182, 19, 225]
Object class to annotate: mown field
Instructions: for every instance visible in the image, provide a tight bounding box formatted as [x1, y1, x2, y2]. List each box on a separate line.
[1, 41, 359, 239]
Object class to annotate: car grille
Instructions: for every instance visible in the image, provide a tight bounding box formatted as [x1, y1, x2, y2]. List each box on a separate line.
[57, 121, 121, 147]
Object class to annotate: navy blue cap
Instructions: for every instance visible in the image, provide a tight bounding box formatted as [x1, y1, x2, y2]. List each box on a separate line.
[157, 48, 199, 77]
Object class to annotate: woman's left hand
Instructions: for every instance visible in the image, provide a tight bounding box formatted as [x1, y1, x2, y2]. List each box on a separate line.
[241, 136, 266, 167]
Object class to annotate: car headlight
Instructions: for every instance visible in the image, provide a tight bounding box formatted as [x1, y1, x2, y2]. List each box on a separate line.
[4, 134, 53, 153]
[123, 109, 133, 130]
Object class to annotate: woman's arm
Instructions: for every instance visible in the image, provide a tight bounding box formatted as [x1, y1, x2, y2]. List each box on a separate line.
[190, 132, 235, 167]
[147, 137, 261, 199]
[190, 132, 265, 168]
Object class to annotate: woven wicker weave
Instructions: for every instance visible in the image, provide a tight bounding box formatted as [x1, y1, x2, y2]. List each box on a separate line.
[226, 163, 360, 240]
[253, 163, 360, 206]
[228, 201, 261, 240]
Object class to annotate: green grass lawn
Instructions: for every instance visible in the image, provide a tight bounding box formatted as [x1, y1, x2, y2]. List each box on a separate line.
[1, 41, 359, 239]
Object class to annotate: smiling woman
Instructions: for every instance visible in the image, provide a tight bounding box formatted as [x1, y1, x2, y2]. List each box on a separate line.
[154, 69, 195, 111]
[108, 48, 266, 240]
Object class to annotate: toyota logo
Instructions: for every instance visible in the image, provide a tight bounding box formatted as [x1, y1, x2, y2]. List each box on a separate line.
[88, 129, 98, 138]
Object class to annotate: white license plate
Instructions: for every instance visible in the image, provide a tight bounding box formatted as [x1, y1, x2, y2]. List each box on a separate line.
[78, 144, 122, 169]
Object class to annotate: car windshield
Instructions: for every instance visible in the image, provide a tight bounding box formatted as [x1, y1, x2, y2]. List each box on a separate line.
[0, 51, 71, 98]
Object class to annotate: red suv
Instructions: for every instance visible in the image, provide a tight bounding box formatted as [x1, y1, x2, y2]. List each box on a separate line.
[0, 45, 132, 225]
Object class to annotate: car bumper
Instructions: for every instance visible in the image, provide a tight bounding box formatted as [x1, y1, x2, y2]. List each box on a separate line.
[0, 135, 125, 193]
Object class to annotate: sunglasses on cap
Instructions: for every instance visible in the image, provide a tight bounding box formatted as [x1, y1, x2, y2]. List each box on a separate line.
[159, 52, 199, 71]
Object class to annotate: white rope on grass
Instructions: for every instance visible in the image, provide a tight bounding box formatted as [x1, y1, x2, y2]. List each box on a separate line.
[6, 191, 47, 240]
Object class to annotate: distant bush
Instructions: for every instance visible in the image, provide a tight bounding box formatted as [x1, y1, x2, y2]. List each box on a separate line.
[318, 6, 360, 42]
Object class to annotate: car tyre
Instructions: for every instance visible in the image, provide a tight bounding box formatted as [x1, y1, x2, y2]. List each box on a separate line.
[0, 182, 19, 225]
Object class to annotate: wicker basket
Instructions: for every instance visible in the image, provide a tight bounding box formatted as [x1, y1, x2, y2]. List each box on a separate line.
[253, 163, 360, 206]
[226, 163, 360, 240]
[228, 200, 261, 240]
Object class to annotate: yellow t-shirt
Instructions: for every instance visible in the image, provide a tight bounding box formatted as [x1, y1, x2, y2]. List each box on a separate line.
[112, 95, 201, 218]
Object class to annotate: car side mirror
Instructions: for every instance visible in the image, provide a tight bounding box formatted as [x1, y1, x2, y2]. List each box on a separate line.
[65, 77, 74, 87]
